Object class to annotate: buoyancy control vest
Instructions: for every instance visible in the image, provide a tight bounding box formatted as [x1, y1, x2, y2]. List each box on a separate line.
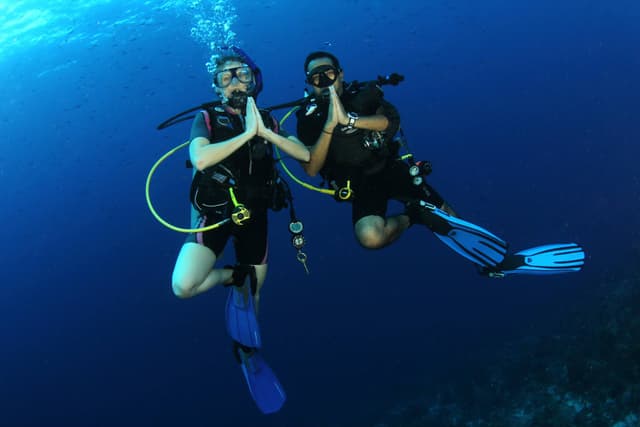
[190, 104, 284, 215]
[296, 81, 401, 183]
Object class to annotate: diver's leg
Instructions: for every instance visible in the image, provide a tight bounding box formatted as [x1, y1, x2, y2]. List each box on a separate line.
[352, 161, 416, 249]
[252, 263, 268, 313]
[354, 214, 410, 249]
[380, 157, 457, 219]
[404, 174, 459, 222]
[439, 201, 457, 217]
[171, 214, 233, 298]
[233, 207, 269, 312]
[171, 242, 233, 298]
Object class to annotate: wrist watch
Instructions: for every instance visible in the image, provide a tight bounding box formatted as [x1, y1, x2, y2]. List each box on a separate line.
[347, 112, 359, 129]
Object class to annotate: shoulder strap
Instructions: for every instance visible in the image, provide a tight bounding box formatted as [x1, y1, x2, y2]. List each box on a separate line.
[200, 109, 212, 134]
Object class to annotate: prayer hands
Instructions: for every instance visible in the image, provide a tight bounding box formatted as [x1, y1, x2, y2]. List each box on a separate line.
[244, 96, 260, 137]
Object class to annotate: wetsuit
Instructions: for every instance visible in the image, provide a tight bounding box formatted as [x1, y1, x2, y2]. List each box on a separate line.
[187, 104, 280, 264]
[296, 82, 444, 224]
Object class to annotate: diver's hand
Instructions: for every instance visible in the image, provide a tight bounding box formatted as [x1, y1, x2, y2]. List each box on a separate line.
[250, 97, 269, 138]
[324, 86, 339, 132]
[243, 97, 258, 137]
[331, 86, 349, 126]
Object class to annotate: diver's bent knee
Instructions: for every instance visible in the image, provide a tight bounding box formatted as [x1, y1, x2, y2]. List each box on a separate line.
[356, 230, 385, 249]
[172, 280, 195, 299]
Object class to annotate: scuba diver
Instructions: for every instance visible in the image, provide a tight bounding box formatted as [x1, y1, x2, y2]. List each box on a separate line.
[170, 48, 310, 414]
[294, 51, 585, 275]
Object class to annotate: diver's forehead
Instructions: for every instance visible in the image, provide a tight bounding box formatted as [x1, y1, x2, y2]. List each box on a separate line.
[307, 57, 334, 72]
[220, 60, 244, 70]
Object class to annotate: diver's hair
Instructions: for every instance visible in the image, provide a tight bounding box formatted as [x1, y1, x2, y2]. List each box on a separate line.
[214, 54, 246, 71]
[304, 51, 341, 72]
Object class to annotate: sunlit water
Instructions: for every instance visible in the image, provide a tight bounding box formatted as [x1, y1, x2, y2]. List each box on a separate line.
[0, 0, 235, 71]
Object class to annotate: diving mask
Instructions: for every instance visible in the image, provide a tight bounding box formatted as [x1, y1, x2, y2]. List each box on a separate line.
[306, 65, 339, 88]
[213, 65, 254, 88]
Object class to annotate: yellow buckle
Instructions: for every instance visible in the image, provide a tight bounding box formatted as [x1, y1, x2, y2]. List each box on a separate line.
[336, 180, 353, 201]
[231, 205, 251, 225]
[229, 187, 251, 225]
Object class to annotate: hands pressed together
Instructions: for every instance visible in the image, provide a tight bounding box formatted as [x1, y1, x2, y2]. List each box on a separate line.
[245, 86, 349, 140]
[242, 96, 310, 163]
[243, 96, 270, 139]
[324, 86, 349, 133]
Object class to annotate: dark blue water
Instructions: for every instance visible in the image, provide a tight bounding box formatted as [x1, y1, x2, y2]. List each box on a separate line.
[1, 1, 638, 426]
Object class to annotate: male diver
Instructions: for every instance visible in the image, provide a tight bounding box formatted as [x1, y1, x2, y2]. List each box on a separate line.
[294, 51, 585, 275]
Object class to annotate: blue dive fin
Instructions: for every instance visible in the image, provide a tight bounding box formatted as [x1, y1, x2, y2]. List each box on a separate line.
[236, 345, 286, 414]
[485, 243, 585, 277]
[416, 201, 508, 268]
[225, 267, 261, 348]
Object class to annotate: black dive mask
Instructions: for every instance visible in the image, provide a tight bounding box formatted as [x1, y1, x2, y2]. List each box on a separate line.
[306, 65, 339, 88]
[226, 90, 248, 112]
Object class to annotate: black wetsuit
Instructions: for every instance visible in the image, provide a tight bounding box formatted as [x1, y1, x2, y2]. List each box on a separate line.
[186, 104, 279, 265]
[296, 82, 444, 224]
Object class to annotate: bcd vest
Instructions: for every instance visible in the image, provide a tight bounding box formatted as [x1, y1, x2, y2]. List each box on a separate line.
[190, 105, 282, 215]
[299, 82, 400, 184]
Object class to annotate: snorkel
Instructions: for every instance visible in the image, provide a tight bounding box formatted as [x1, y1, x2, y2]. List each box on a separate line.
[225, 46, 263, 98]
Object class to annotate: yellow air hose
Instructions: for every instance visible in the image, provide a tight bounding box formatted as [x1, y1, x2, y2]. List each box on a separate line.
[147, 106, 414, 233]
[145, 140, 231, 233]
[275, 106, 336, 197]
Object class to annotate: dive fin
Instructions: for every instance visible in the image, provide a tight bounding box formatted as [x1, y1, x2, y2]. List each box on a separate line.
[225, 266, 261, 348]
[484, 243, 585, 278]
[410, 200, 508, 268]
[235, 344, 286, 414]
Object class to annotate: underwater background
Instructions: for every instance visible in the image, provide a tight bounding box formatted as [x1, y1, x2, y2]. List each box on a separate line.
[1, 1, 639, 426]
